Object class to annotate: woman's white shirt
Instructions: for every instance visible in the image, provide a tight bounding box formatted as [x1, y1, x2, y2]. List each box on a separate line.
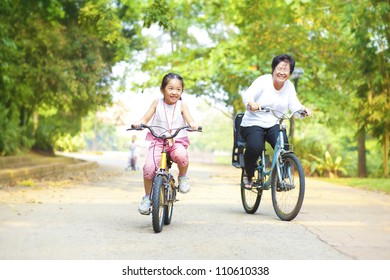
[241, 74, 303, 128]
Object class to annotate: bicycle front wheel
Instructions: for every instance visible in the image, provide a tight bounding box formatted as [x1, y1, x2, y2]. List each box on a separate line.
[151, 175, 166, 233]
[164, 180, 175, 225]
[240, 168, 262, 214]
[271, 153, 305, 221]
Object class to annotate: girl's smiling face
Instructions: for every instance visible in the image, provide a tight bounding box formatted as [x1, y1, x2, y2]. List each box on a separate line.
[161, 78, 183, 105]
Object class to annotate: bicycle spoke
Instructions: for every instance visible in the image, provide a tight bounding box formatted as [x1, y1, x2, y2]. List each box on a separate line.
[164, 179, 175, 225]
[152, 175, 166, 233]
[272, 153, 305, 221]
[240, 169, 262, 214]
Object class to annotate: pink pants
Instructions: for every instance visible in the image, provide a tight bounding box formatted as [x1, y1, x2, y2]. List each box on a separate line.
[143, 137, 190, 180]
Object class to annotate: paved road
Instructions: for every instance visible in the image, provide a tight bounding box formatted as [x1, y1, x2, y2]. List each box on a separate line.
[0, 151, 389, 260]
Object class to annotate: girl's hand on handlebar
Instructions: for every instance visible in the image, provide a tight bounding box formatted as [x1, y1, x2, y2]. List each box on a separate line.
[131, 120, 143, 129]
[189, 122, 200, 131]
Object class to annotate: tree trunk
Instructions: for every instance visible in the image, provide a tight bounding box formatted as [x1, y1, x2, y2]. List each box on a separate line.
[93, 112, 98, 151]
[33, 111, 38, 135]
[357, 127, 367, 178]
[384, 127, 389, 178]
[289, 117, 295, 143]
[289, 78, 299, 143]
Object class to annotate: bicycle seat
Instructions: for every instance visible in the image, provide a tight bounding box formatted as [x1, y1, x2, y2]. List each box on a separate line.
[232, 113, 246, 168]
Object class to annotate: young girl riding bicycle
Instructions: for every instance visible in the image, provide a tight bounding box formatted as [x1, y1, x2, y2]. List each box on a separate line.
[131, 73, 199, 215]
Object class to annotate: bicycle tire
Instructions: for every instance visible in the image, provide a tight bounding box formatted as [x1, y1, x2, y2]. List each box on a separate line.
[271, 153, 305, 221]
[151, 175, 166, 233]
[164, 179, 175, 225]
[240, 168, 262, 214]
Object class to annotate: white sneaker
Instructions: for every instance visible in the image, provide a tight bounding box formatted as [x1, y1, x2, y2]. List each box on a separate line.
[178, 176, 190, 193]
[138, 196, 151, 215]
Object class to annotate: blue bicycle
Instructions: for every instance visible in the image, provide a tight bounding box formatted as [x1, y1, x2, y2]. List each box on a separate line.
[232, 107, 307, 221]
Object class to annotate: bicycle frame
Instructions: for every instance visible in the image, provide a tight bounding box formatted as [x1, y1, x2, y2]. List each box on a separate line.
[146, 127, 181, 205]
[255, 107, 305, 190]
[152, 139, 175, 203]
[158, 138, 170, 172]
[257, 133, 283, 190]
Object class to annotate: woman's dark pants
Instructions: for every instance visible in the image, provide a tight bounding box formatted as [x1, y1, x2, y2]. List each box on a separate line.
[240, 124, 288, 178]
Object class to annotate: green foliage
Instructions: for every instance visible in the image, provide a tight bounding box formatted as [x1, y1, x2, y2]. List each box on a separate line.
[293, 119, 385, 178]
[341, 0, 390, 177]
[318, 177, 390, 195]
[82, 111, 118, 151]
[305, 151, 347, 178]
[130, 0, 388, 177]
[1, 0, 388, 178]
[33, 110, 82, 152]
[0, 104, 34, 155]
[143, 0, 174, 29]
[79, 0, 122, 44]
[293, 121, 349, 177]
[189, 101, 233, 153]
[55, 133, 85, 152]
[19, 180, 36, 187]
[0, 0, 140, 155]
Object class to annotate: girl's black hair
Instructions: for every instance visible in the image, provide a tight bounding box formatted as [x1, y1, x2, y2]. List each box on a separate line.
[160, 72, 184, 91]
[271, 54, 295, 75]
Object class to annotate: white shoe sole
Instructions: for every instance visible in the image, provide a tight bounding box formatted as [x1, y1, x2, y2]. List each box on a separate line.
[179, 188, 190, 194]
[138, 208, 151, 215]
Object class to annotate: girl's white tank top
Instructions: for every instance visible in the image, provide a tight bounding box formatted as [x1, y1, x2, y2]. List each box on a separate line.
[149, 98, 188, 139]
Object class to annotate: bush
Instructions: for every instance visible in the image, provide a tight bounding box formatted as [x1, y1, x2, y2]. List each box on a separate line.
[55, 133, 85, 152]
[0, 105, 34, 155]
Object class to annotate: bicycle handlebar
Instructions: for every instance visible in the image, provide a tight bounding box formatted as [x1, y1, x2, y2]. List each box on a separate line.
[127, 124, 202, 140]
[259, 107, 308, 119]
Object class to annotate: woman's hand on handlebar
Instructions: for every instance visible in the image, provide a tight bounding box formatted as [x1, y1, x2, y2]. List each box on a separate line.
[302, 107, 313, 117]
[247, 101, 260, 112]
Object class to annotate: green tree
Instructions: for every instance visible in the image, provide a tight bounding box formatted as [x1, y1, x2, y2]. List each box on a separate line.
[342, 0, 389, 177]
[128, 0, 388, 177]
[0, 0, 141, 155]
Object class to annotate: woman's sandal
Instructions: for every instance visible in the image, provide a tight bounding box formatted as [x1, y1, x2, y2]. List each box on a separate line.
[242, 174, 253, 190]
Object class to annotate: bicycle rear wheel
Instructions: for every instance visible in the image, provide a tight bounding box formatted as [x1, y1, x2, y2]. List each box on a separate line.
[271, 153, 305, 221]
[151, 175, 166, 233]
[240, 168, 262, 214]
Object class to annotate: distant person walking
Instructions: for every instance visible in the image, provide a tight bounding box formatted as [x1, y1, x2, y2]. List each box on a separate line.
[126, 135, 138, 171]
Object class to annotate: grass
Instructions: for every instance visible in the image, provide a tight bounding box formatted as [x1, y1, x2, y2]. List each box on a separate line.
[18, 180, 36, 187]
[316, 177, 390, 195]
